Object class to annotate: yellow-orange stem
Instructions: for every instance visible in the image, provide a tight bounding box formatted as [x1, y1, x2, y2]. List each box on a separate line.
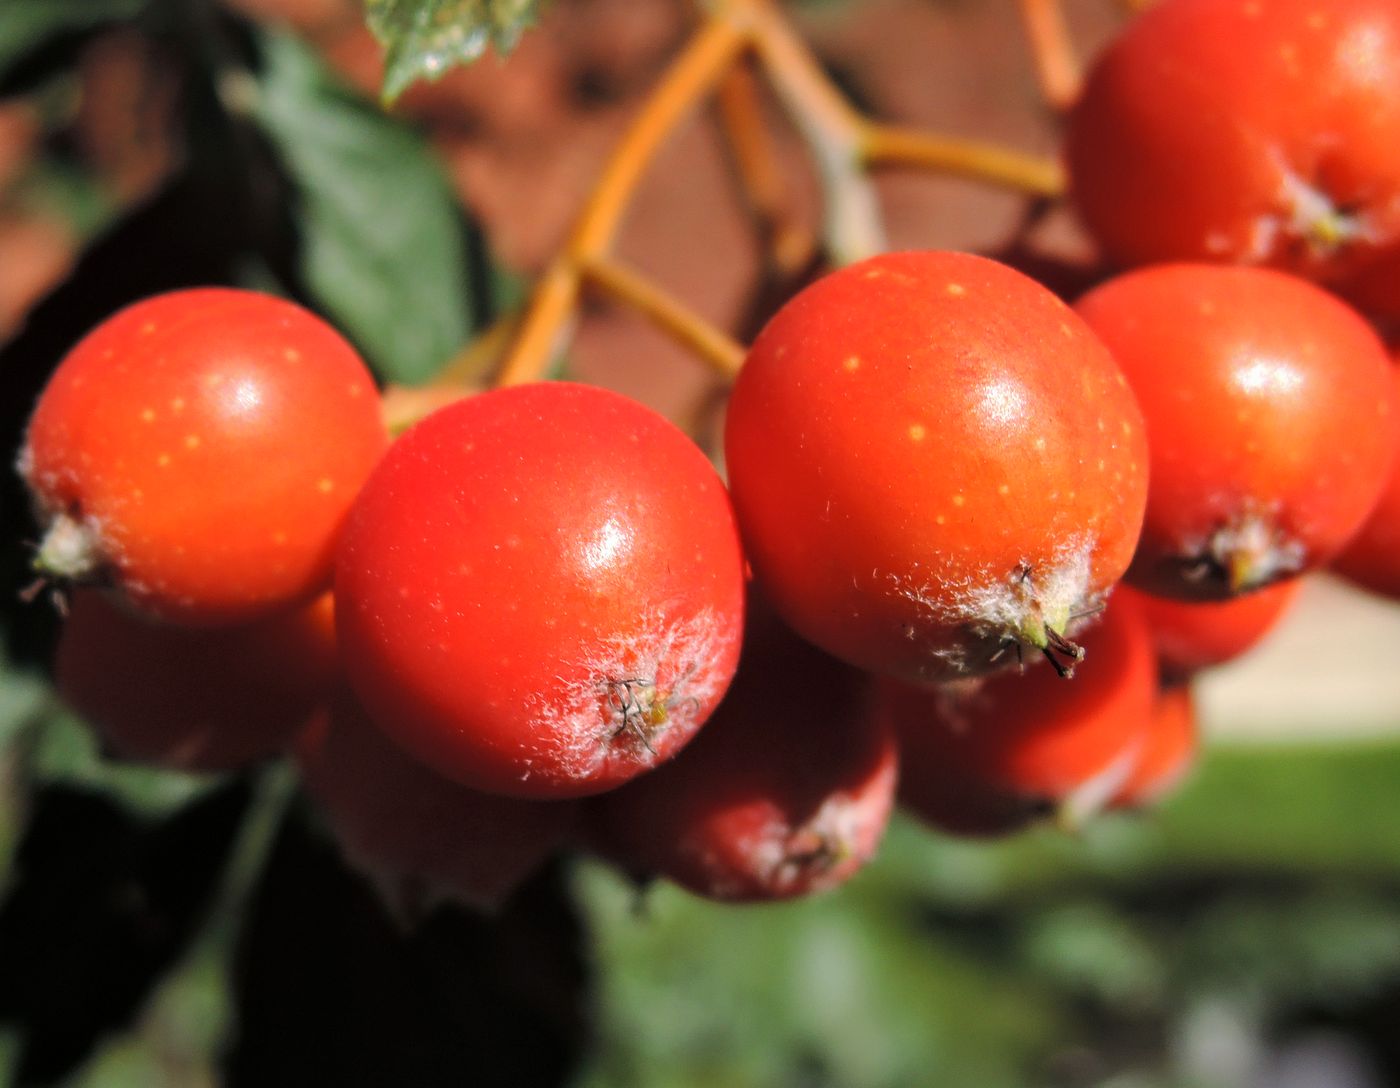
[1019, 0, 1082, 111]
[714, 61, 816, 277]
[493, 14, 753, 387]
[436, 311, 521, 387]
[582, 254, 746, 380]
[747, 0, 886, 263]
[861, 124, 1066, 198]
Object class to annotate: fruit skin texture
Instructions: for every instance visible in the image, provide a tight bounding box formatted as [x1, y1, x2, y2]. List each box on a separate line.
[587, 597, 895, 903]
[1067, 0, 1400, 316]
[885, 597, 1156, 837]
[1111, 684, 1198, 810]
[724, 250, 1148, 683]
[55, 589, 337, 771]
[297, 693, 579, 915]
[1333, 355, 1400, 600]
[20, 288, 388, 626]
[1075, 264, 1398, 599]
[1117, 580, 1301, 681]
[335, 381, 746, 800]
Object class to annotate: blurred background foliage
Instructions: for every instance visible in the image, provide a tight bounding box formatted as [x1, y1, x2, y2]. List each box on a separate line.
[2, 0, 1400, 1086]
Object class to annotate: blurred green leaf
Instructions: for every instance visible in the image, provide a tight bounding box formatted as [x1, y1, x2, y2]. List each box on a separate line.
[253, 32, 473, 385]
[12, 158, 119, 242]
[870, 739, 1400, 909]
[1176, 890, 1400, 1009]
[364, 0, 542, 102]
[0, 1026, 18, 1088]
[573, 861, 1063, 1088]
[0, 643, 53, 890]
[576, 739, 1400, 1086]
[0, 781, 249, 1085]
[0, 0, 147, 80]
[0, 675, 46, 758]
[25, 708, 216, 820]
[1022, 901, 1166, 1011]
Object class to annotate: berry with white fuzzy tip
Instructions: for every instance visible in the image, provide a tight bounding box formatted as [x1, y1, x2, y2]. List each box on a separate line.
[1076, 264, 1398, 600]
[1067, 0, 1400, 319]
[335, 382, 746, 800]
[885, 597, 1156, 838]
[20, 288, 387, 626]
[587, 598, 894, 902]
[725, 250, 1148, 684]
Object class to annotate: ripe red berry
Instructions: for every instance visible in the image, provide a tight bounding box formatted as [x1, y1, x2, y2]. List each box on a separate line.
[1333, 355, 1400, 600]
[298, 693, 579, 914]
[20, 288, 388, 625]
[1111, 683, 1198, 810]
[1117, 580, 1302, 680]
[1067, 0, 1400, 317]
[55, 590, 337, 771]
[885, 598, 1156, 837]
[724, 250, 1148, 683]
[1075, 264, 1398, 598]
[335, 382, 746, 800]
[587, 599, 895, 902]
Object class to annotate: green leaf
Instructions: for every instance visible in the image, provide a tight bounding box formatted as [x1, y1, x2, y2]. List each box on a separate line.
[0, 1026, 19, 1088]
[253, 32, 473, 385]
[0, 0, 147, 80]
[24, 708, 217, 819]
[364, 0, 542, 102]
[573, 861, 1062, 1088]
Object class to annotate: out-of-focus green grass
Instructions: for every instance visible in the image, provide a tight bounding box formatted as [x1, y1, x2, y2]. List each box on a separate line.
[573, 738, 1400, 1088]
[6, 632, 1400, 1088]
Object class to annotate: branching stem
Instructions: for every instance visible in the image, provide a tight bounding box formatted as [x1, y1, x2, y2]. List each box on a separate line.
[495, 13, 752, 387]
[472, 0, 1069, 394]
[582, 255, 746, 379]
[862, 124, 1065, 198]
[1017, 0, 1082, 111]
[713, 61, 816, 277]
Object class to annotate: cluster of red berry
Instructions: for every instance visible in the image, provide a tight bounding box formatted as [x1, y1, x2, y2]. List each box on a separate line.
[17, 0, 1400, 911]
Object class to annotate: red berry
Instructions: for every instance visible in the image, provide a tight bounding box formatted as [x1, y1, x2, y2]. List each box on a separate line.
[55, 590, 337, 771]
[1076, 264, 1398, 598]
[298, 693, 578, 914]
[1117, 580, 1301, 680]
[1067, 0, 1400, 316]
[724, 250, 1148, 683]
[20, 288, 388, 625]
[1333, 354, 1400, 599]
[587, 599, 895, 902]
[1111, 683, 1198, 810]
[335, 382, 746, 800]
[885, 598, 1156, 837]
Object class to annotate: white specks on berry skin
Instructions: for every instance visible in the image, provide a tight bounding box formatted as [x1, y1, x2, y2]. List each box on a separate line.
[520, 607, 738, 788]
[886, 535, 1101, 680]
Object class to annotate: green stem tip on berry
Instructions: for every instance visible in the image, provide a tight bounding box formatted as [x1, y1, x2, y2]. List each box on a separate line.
[1207, 511, 1305, 595]
[1017, 613, 1085, 680]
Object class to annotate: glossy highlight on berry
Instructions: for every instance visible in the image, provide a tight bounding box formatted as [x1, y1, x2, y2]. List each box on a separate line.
[334, 381, 746, 800]
[725, 250, 1148, 683]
